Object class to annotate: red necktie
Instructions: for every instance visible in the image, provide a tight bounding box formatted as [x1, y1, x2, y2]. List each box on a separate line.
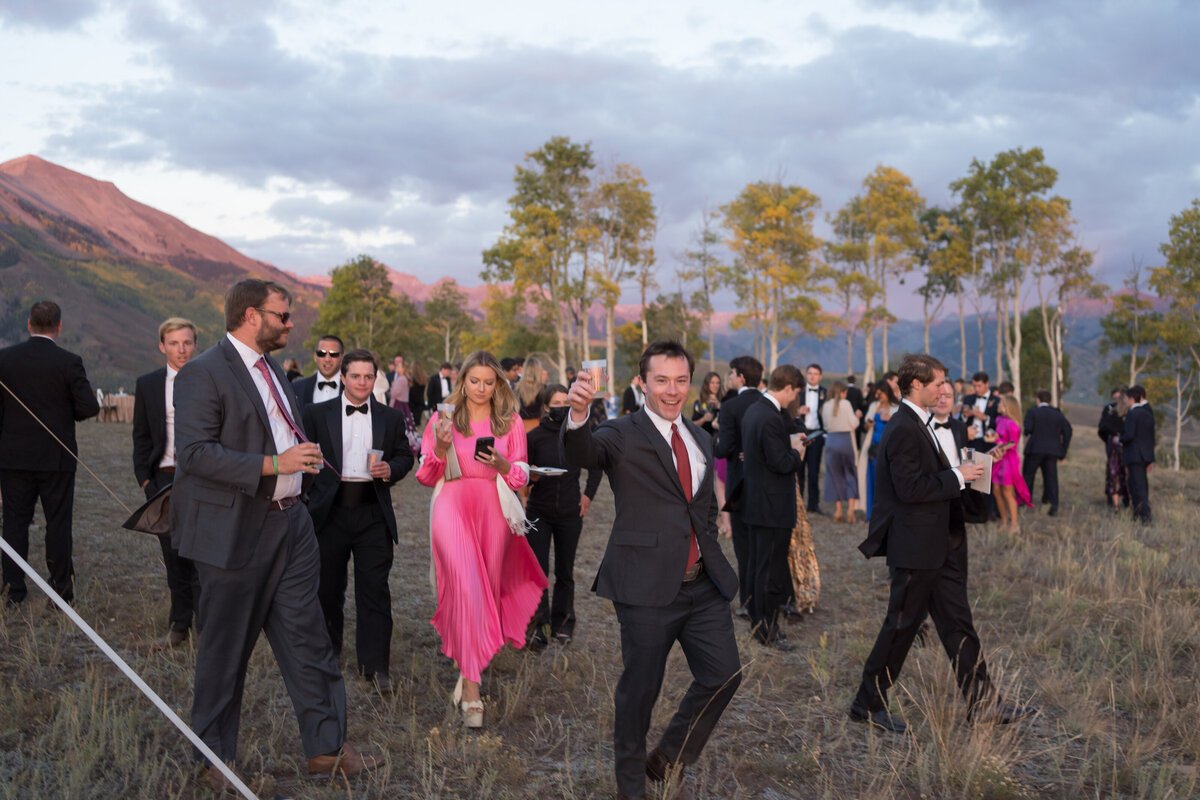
[670, 423, 701, 574]
[253, 357, 340, 477]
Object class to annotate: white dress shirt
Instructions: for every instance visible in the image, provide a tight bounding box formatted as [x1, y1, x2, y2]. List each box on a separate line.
[341, 396, 373, 481]
[931, 415, 961, 468]
[226, 333, 301, 500]
[902, 399, 964, 490]
[567, 404, 706, 489]
[312, 374, 342, 404]
[158, 365, 178, 469]
[804, 384, 822, 430]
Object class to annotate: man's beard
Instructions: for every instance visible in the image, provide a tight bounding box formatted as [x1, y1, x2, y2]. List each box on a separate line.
[256, 324, 287, 353]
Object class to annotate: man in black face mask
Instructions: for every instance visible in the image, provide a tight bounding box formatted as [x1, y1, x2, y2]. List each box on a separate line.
[524, 383, 602, 648]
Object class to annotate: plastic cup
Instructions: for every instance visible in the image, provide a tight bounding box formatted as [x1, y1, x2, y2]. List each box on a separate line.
[581, 359, 608, 399]
[367, 449, 383, 469]
[437, 403, 455, 418]
[961, 448, 975, 464]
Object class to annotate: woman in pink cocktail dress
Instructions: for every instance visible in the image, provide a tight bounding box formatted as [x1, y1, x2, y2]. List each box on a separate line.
[991, 395, 1032, 533]
[416, 351, 547, 728]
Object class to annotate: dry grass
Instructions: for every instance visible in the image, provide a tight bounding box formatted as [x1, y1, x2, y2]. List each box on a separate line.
[1, 422, 1197, 798]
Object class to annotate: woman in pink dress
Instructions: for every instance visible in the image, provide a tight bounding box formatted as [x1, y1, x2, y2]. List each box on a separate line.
[416, 351, 547, 728]
[991, 395, 1032, 532]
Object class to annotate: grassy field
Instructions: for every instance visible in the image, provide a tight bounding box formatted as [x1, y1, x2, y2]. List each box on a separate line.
[1, 421, 1197, 799]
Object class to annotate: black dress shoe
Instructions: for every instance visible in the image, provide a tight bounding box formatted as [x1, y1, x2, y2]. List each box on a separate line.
[152, 629, 189, 650]
[645, 747, 693, 800]
[968, 701, 1037, 725]
[528, 629, 549, 651]
[1047, 508, 1058, 517]
[366, 672, 394, 693]
[849, 704, 907, 733]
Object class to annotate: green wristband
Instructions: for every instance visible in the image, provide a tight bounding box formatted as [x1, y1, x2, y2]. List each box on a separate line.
[272, 455, 279, 475]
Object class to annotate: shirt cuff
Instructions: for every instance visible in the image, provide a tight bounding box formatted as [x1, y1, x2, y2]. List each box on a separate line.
[567, 409, 590, 429]
[950, 467, 966, 490]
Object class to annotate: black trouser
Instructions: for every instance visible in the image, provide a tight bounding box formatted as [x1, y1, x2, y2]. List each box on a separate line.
[192, 502, 345, 763]
[611, 575, 742, 797]
[315, 503, 394, 677]
[146, 471, 199, 632]
[854, 539, 990, 714]
[1126, 462, 1152, 523]
[1022, 453, 1059, 510]
[526, 513, 582, 637]
[800, 436, 825, 511]
[747, 524, 791, 643]
[0, 469, 76, 603]
[728, 509, 750, 607]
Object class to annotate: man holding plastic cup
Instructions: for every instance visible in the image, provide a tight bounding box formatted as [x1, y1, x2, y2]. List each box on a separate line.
[301, 349, 414, 692]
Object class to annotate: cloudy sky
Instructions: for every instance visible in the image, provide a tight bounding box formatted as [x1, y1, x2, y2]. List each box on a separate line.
[2, 0, 1197, 318]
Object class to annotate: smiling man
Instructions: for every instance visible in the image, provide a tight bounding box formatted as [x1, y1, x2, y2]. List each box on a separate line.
[132, 317, 200, 649]
[563, 340, 741, 800]
[293, 335, 345, 408]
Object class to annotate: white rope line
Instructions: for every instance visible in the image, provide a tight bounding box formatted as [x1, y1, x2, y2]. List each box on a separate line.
[0, 536, 260, 800]
[0, 377, 133, 515]
[0, 377, 258, 798]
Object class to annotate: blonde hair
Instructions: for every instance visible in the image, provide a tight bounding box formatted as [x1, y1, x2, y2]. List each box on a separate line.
[446, 350, 516, 437]
[826, 381, 846, 417]
[159, 316, 197, 343]
[515, 354, 548, 408]
[1000, 394, 1022, 421]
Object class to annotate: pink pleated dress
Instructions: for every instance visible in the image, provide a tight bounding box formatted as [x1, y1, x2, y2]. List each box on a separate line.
[991, 416, 1033, 507]
[416, 412, 548, 682]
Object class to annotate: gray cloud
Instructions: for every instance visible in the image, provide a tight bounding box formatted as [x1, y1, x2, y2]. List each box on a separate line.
[41, 1, 1200, 308]
[0, 0, 104, 29]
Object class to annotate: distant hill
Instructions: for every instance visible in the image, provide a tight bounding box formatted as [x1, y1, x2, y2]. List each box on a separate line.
[0, 155, 326, 389]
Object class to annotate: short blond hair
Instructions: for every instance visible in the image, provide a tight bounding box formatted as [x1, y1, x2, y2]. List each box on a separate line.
[159, 317, 197, 343]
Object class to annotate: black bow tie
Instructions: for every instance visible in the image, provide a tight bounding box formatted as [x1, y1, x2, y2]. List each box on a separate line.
[318, 380, 337, 390]
[932, 421, 952, 430]
[346, 403, 368, 416]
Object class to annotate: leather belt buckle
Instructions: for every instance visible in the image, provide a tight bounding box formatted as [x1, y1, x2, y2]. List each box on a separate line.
[271, 496, 300, 511]
[682, 560, 704, 584]
[159, 466, 176, 474]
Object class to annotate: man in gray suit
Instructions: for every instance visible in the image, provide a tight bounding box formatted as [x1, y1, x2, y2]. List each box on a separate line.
[564, 340, 741, 800]
[171, 279, 378, 790]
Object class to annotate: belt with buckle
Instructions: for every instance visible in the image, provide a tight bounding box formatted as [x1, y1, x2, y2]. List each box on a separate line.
[158, 466, 176, 474]
[682, 560, 705, 584]
[270, 496, 301, 511]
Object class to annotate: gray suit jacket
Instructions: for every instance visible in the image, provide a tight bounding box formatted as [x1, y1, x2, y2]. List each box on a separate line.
[170, 337, 312, 569]
[562, 408, 738, 607]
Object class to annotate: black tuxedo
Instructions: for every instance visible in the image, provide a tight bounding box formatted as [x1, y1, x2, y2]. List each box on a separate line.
[426, 373, 453, 408]
[798, 383, 827, 510]
[853, 402, 992, 716]
[291, 373, 341, 408]
[846, 385, 866, 446]
[563, 408, 740, 797]
[0, 336, 100, 603]
[958, 392, 1001, 449]
[1121, 403, 1155, 523]
[620, 384, 645, 416]
[132, 367, 199, 633]
[712, 387, 761, 606]
[1022, 404, 1073, 512]
[740, 396, 803, 643]
[302, 396, 413, 678]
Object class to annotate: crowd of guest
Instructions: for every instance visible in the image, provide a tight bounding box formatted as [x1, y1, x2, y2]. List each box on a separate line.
[1, 289, 1168, 797]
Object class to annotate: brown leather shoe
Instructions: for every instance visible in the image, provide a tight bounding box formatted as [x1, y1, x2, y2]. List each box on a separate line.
[153, 629, 189, 650]
[307, 742, 380, 777]
[199, 765, 237, 794]
[645, 747, 693, 800]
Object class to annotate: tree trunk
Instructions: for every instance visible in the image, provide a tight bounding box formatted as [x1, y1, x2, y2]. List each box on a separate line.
[863, 322, 876, 384]
[881, 281, 890, 371]
[957, 292, 967, 378]
[606, 306, 616, 395]
[995, 298, 1004, 383]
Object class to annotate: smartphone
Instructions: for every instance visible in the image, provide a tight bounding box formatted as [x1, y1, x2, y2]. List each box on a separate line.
[805, 430, 827, 442]
[474, 436, 495, 459]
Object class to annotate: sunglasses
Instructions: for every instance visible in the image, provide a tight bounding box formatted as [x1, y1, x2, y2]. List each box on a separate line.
[255, 307, 292, 324]
[315, 349, 342, 358]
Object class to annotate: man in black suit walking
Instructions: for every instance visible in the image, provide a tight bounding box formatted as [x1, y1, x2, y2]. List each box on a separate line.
[564, 340, 741, 800]
[302, 350, 413, 692]
[851, 354, 1031, 732]
[0, 301, 100, 605]
[713, 354, 764, 618]
[1120, 385, 1155, 524]
[425, 361, 454, 409]
[171, 279, 377, 790]
[1022, 390, 1073, 516]
[797, 363, 827, 513]
[291, 335, 344, 408]
[132, 317, 201, 647]
[958, 371, 1001, 450]
[740, 364, 806, 650]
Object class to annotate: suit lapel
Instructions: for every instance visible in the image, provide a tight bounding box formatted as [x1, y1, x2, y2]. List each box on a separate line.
[681, 416, 711, 492]
[370, 398, 386, 452]
[152, 368, 168, 442]
[219, 339, 273, 438]
[324, 401, 344, 471]
[632, 409, 687, 501]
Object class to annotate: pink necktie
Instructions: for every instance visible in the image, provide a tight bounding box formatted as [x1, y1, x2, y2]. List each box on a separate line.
[252, 357, 340, 477]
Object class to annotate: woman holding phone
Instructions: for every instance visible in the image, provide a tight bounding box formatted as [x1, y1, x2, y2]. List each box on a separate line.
[416, 350, 547, 728]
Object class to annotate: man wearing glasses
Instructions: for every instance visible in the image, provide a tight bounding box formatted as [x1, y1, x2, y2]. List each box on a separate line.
[293, 335, 345, 408]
